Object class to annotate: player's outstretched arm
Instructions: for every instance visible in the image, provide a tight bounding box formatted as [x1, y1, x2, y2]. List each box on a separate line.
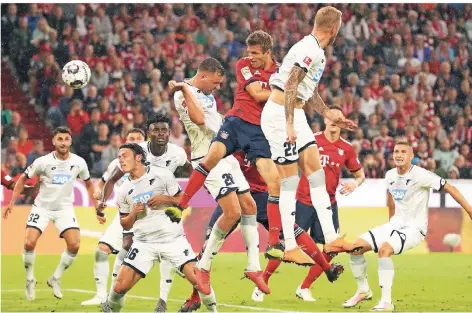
[3, 174, 27, 219]
[443, 183, 472, 219]
[169, 80, 205, 125]
[99, 166, 124, 210]
[307, 90, 357, 131]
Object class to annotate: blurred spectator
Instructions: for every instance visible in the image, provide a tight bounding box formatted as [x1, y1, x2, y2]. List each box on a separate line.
[101, 132, 121, 170]
[10, 153, 27, 177]
[91, 122, 110, 175]
[1, 138, 18, 170]
[1, 4, 18, 56]
[17, 127, 34, 156]
[27, 140, 45, 166]
[170, 121, 187, 147]
[67, 99, 89, 140]
[2, 111, 23, 145]
[433, 138, 459, 174]
[90, 62, 110, 91]
[79, 108, 102, 168]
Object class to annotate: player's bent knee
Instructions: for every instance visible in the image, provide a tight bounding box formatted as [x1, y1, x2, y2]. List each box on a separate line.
[98, 243, 112, 254]
[378, 243, 394, 257]
[351, 239, 372, 255]
[239, 193, 257, 215]
[205, 142, 227, 168]
[24, 239, 37, 251]
[67, 241, 80, 254]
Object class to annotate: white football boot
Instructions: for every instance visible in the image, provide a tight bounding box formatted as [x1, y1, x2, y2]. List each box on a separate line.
[25, 278, 36, 301]
[81, 294, 107, 305]
[47, 276, 63, 299]
[343, 289, 373, 308]
[295, 285, 316, 302]
[252, 287, 264, 302]
[370, 301, 394, 312]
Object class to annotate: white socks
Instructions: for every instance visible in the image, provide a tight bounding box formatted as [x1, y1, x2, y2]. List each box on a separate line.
[279, 176, 299, 250]
[53, 250, 77, 280]
[109, 290, 125, 312]
[197, 225, 227, 271]
[198, 287, 217, 312]
[22, 250, 36, 280]
[350, 254, 370, 292]
[94, 248, 110, 298]
[159, 260, 175, 302]
[307, 169, 337, 243]
[110, 249, 127, 294]
[241, 214, 261, 271]
[378, 257, 394, 304]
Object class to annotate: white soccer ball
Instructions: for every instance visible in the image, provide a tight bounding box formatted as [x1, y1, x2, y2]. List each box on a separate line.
[443, 233, 461, 248]
[62, 60, 91, 89]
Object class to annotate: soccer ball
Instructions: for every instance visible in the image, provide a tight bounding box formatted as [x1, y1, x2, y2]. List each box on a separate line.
[442, 233, 461, 248]
[62, 60, 91, 89]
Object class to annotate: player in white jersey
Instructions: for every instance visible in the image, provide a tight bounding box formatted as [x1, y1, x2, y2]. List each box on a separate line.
[3, 127, 98, 301]
[81, 128, 146, 306]
[260, 6, 359, 261]
[343, 141, 472, 312]
[103, 143, 217, 313]
[90, 116, 191, 311]
[168, 57, 270, 296]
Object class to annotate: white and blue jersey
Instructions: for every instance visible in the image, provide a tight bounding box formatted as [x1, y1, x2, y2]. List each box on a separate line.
[385, 165, 446, 233]
[117, 166, 183, 244]
[24, 152, 90, 210]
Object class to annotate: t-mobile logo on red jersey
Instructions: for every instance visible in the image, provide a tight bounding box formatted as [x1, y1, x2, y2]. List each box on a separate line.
[320, 154, 330, 167]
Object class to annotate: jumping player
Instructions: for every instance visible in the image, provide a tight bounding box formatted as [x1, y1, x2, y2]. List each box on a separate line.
[81, 128, 146, 306]
[175, 30, 314, 265]
[103, 143, 217, 313]
[94, 115, 192, 311]
[343, 141, 472, 311]
[260, 6, 359, 257]
[169, 57, 270, 296]
[3, 127, 98, 301]
[253, 106, 365, 302]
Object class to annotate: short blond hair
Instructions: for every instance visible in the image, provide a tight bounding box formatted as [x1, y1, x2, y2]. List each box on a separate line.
[314, 6, 342, 29]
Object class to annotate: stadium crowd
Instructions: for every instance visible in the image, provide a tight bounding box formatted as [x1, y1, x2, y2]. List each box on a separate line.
[1, 3, 472, 180]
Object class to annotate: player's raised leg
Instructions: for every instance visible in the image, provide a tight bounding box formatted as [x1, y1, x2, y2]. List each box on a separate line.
[23, 226, 42, 300]
[48, 227, 80, 299]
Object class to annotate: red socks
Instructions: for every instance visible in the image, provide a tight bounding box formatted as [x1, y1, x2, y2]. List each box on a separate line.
[267, 196, 282, 247]
[300, 253, 333, 289]
[262, 259, 282, 284]
[180, 163, 209, 208]
[295, 226, 331, 271]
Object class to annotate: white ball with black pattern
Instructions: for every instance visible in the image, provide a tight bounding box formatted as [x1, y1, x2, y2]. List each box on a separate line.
[61, 60, 91, 89]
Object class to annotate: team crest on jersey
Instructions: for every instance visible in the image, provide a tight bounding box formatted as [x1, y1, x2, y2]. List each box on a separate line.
[338, 148, 344, 156]
[254, 70, 261, 75]
[219, 130, 229, 139]
[391, 189, 407, 201]
[303, 56, 312, 66]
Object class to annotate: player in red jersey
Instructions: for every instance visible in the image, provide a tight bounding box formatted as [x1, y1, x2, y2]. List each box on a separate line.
[254, 106, 365, 302]
[177, 30, 314, 266]
[1, 169, 38, 196]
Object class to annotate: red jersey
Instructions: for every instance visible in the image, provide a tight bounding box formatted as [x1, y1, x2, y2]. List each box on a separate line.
[296, 132, 361, 206]
[233, 151, 268, 193]
[226, 58, 277, 126]
[1, 169, 14, 189]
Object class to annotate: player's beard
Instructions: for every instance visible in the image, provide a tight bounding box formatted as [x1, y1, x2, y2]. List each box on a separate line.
[56, 146, 69, 157]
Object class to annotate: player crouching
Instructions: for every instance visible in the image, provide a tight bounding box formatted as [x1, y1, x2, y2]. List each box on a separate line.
[343, 141, 472, 311]
[102, 143, 217, 313]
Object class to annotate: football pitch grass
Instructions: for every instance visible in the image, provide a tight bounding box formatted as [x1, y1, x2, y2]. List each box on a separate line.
[2, 253, 472, 312]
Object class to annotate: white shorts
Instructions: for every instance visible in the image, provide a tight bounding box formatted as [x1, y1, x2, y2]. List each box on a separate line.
[261, 99, 316, 164]
[192, 155, 250, 201]
[99, 214, 123, 254]
[123, 236, 197, 277]
[26, 205, 80, 238]
[360, 222, 426, 255]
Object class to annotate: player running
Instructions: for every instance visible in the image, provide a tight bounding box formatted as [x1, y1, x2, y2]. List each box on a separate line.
[102, 143, 217, 313]
[175, 30, 315, 265]
[3, 127, 98, 301]
[260, 6, 360, 258]
[168, 57, 270, 296]
[343, 141, 472, 311]
[254, 106, 365, 302]
[81, 128, 146, 306]
[94, 114, 192, 311]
